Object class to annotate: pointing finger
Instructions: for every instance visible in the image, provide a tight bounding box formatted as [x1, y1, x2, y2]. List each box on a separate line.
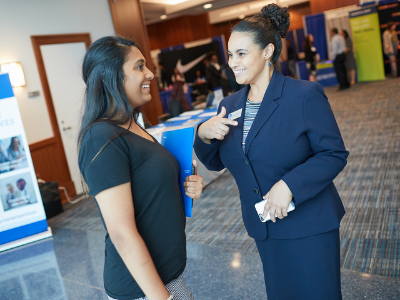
[217, 106, 226, 118]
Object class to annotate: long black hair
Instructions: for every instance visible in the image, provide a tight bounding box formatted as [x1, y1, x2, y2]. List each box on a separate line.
[78, 36, 140, 147]
[341, 29, 349, 39]
[231, 3, 290, 67]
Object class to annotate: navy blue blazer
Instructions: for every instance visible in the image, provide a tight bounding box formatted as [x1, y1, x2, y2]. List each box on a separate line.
[194, 71, 349, 241]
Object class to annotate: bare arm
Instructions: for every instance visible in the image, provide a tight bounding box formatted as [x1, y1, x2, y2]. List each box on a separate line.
[96, 183, 170, 300]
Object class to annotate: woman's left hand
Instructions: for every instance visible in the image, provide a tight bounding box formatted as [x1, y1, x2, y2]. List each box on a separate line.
[263, 180, 293, 223]
[183, 160, 204, 200]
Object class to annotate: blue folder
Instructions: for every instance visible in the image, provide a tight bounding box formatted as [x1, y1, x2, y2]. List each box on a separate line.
[161, 127, 194, 217]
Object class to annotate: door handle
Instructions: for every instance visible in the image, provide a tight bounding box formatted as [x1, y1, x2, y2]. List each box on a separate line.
[63, 126, 72, 131]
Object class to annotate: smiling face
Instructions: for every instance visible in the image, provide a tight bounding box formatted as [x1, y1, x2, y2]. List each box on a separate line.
[228, 32, 271, 86]
[122, 46, 154, 109]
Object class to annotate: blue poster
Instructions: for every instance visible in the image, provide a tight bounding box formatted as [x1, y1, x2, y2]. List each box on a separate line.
[0, 74, 49, 248]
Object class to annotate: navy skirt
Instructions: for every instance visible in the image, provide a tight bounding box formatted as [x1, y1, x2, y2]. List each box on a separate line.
[255, 229, 342, 300]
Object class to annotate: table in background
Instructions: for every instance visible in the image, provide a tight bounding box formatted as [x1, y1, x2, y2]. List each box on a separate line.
[297, 60, 339, 87]
[147, 108, 224, 186]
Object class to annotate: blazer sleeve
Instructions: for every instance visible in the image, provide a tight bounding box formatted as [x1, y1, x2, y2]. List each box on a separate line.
[193, 105, 225, 172]
[281, 82, 349, 205]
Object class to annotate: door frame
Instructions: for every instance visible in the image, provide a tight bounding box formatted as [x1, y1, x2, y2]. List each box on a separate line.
[31, 33, 92, 198]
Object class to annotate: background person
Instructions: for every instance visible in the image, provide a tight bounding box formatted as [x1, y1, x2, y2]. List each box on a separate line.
[194, 4, 349, 300]
[7, 137, 24, 160]
[193, 69, 206, 84]
[330, 27, 349, 90]
[16, 178, 31, 203]
[168, 81, 191, 117]
[382, 22, 399, 77]
[340, 29, 356, 85]
[304, 34, 318, 82]
[78, 36, 203, 300]
[206, 52, 222, 91]
[171, 67, 185, 84]
[5, 183, 22, 208]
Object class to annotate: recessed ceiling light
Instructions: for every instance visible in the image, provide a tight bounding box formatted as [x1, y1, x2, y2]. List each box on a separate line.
[160, 15, 167, 19]
[238, 14, 246, 19]
[203, 3, 212, 9]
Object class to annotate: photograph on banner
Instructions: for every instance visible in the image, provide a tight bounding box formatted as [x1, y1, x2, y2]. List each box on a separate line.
[0, 135, 28, 174]
[0, 171, 37, 212]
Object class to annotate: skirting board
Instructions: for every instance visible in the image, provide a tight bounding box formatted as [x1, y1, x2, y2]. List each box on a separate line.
[0, 227, 53, 252]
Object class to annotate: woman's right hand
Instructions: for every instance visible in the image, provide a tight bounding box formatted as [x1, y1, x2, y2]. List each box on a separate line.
[197, 107, 238, 144]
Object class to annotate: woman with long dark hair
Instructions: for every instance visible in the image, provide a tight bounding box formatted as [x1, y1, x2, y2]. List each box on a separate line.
[194, 4, 348, 299]
[78, 36, 203, 300]
[303, 33, 318, 82]
[7, 137, 24, 160]
[340, 29, 356, 85]
[168, 81, 191, 117]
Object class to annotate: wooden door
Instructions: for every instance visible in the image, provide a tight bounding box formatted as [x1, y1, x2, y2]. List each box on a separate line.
[31, 34, 92, 201]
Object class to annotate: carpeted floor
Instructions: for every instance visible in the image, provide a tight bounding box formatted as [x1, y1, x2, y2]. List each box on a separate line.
[186, 77, 400, 279]
[50, 77, 400, 280]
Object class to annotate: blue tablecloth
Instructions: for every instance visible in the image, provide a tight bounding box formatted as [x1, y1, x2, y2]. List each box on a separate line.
[297, 60, 339, 87]
[151, 107, 217, 130]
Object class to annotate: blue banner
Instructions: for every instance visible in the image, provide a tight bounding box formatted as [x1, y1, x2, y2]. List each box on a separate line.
[0, 74, 14, 100]
[0, 73, 49, 247]
[305, 13, 329, 60]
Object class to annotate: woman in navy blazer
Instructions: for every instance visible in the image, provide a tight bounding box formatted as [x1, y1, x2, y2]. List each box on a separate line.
[194, 4, 349, 300]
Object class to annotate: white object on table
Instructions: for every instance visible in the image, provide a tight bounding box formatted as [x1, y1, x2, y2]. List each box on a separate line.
[198, 112, 217, 118]
[167, 115, 193, 122]
[180, 110, 204, 116]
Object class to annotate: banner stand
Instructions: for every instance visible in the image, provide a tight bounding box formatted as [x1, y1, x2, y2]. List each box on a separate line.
[349, 6, 385, 81]
[0, 73, 51, 252]
[0, 227, 52, 252]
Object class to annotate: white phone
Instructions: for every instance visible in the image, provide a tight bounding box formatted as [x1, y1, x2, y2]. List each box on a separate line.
[255, 198, 295, 222]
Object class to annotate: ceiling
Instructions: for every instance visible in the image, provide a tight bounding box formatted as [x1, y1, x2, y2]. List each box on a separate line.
[142, 0, 251, 25]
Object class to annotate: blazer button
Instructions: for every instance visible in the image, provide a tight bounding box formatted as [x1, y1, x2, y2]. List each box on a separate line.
[245, 160, 249, 164]
[254, 188, 259, 194]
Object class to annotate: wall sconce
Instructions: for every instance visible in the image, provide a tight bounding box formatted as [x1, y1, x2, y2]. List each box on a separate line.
[0, 62, 26, 87]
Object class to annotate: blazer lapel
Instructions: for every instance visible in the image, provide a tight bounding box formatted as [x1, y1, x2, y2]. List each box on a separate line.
[231, 85, 249, 157]
[244, 70, 285, 155]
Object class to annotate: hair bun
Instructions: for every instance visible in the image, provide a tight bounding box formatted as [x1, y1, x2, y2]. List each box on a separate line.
[261, 4, 290, 39]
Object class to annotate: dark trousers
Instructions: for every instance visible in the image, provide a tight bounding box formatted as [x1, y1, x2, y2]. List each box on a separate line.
[333, 53, 349, 89]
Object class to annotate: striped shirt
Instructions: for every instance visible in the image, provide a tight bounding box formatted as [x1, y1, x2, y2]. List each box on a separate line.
[242, 98, 262, 152]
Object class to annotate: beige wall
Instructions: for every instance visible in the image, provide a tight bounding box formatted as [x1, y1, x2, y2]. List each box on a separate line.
[0, 0, 115, 144]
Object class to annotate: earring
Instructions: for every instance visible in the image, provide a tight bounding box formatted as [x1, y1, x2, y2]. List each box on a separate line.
[268, 61, 272, 67]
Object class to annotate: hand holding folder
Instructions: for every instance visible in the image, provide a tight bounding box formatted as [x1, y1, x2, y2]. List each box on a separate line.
[161, 127, 203, 217]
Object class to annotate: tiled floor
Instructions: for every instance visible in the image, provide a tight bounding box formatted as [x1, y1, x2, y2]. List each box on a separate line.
[1, 225, 400, 299]
[1, 78, 400, 299]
